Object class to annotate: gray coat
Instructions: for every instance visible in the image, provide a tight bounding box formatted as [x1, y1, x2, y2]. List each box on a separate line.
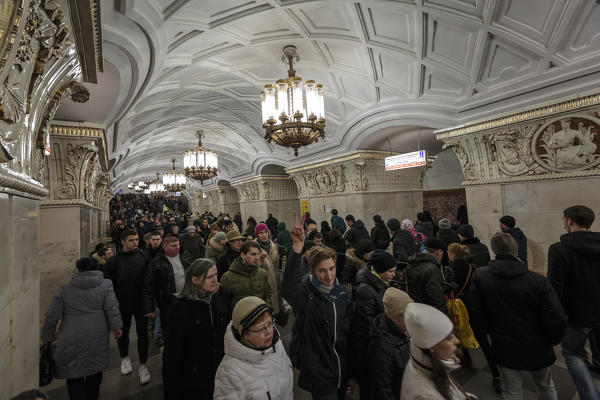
[41, 270, 122, 379]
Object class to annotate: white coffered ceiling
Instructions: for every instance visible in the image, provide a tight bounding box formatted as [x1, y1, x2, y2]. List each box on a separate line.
[61, 0, 600, 190]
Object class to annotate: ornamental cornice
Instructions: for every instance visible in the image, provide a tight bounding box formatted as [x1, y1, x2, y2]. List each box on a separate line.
[232, 175, 298, 202]
[39, 198, 101, 210]
[0, 165, 48, 199]
[286, 150, 393, 174]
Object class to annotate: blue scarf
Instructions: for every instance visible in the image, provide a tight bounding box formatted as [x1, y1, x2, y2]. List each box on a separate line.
[310, 275, 345, 300]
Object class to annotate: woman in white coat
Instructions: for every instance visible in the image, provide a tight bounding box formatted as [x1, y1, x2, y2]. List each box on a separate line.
[214, 296, 293, 400]
[401, 303, 477, 400]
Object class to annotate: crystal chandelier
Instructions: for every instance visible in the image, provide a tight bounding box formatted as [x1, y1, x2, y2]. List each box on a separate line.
[261, 45, 325, 156]
[149, 173, 167, 196]
[183, 130, 218, 184]
[163, 158, 187, 192]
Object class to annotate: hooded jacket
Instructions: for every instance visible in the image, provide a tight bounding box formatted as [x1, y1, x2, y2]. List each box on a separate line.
[406, 252, 446, 314]
[470, 255, 567, 370]
[41, 271, 122, 379]
[331, 214, 347, 234]
[277, 222, 293, 253]
[344, 220, 370, 247]
[371, 221, 391, 250]
[548, 231, 600, 328]
[368, 314, 410, 400]
[214, 323, 293, 400]
[502, 227, 528, 264]
[205, 237, 226, 263]
[461, 237, 490, 268]
[220, 257, 272, 307]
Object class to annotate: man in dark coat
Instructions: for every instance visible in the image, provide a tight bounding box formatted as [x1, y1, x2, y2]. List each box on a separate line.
[405, 238, 447, 314]
[458, 224, 491, 268]
[331, 209, 346, 234]
[370, 215, 390, 250]
[368, 287, 412, 400]
[470, 232, 567, 399]
[266, 213, 279, 238]
[216, 230, 244, 279]
[282, 213, 354, 399]
[387, 218, 417, 263]
[499, 215, 528, 264]
[548, 205, 600, 400]
[344, 216, 370, 247]
[103, 229, 151, 383]
[144, 231, 163, 259]
[179, 226, 205, 261]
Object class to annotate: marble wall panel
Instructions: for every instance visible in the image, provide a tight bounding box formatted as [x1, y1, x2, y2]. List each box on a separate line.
[465, 184, 504, 248]
[240, 201, 268, 227]
[265, 199, 301, 230]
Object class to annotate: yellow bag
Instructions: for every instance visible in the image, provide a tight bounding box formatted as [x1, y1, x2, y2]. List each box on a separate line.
[446, 294, 479, 349]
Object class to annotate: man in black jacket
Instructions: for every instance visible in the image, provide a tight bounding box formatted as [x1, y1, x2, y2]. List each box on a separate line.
[179, 226, 205, 261]
[368, 287, 412, 400]
[387, 218, 416, 263]
[103, 229, 151, 384]
[344, 216, 370, 247]
[143, 236, 192, 334]
[500, 215, 528, 264]
[405, 238, 447, 314]
[370, 215, 390, 250]
[548, 205, 600, 400]
[216, 230, 244, 279]
[282, 213, 354, 399]
[471, 232, 567, 399]
[458, 224, 491, 268]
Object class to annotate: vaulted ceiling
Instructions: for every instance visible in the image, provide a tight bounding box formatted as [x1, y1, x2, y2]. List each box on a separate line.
[57, 0, 600, 191]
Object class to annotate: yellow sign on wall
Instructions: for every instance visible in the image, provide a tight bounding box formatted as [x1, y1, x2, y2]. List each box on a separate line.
[300, 200, 310, 215]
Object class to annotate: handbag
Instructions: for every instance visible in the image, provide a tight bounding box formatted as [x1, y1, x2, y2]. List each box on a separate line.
[446, 264, 479, 349]
[39, 342, 55, 386]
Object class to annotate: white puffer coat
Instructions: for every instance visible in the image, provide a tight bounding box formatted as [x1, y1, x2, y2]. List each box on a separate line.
[214, 322, 293, 400]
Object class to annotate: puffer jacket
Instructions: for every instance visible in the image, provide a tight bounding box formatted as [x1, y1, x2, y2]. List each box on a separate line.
[282, 251, 353, 395]
[470, 255, 567, 370]
[461, 237, 490, 268]
[41, 271, 121, 379]
[205, 237, 226, 263]
[344, 220, 370, 247]
[548, 231, 600, 328]
[214, 323, 293, 400]
[368, 314, 410, 400]
[401, 342, 474, 400]
[220, 257, 271, 307]
[406, 252, 446, 314]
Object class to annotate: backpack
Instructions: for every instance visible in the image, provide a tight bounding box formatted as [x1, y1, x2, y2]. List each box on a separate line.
[415, 232, 426, 252]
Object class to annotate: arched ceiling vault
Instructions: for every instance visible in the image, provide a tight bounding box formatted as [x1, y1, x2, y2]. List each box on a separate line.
[58, 0, 600, 190]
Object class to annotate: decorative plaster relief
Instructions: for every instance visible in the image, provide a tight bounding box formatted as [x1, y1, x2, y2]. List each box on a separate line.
[56, 143, 103, 206]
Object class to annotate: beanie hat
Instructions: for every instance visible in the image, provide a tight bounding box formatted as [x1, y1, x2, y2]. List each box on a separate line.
[491, 232, 518, 256]
[500, 215, 516, 228]
[383, 287, 413, 319]
[76, 257, 99, 272]
[214, 231, 227, 242]
[368, 249, 397, 273]
[226, 230, 244, 242]
[457, 224, 474, 238]
[438, 218, 451, 230]
[232, 296, 273, 336]
[254, 223, 269, 237]
[405, 303, 454, 348]
[424, 238, 446, 250]
[386, 218, 400, 232]
[354, 239, 375, 259]
[184, 226, 196, 233]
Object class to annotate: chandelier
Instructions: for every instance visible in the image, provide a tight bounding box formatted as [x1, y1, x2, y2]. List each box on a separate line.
[149, 173, 167, 196]
[261, 45, 325, 156]
[183, 130, 218, 184]
[163, 158, 187, 192]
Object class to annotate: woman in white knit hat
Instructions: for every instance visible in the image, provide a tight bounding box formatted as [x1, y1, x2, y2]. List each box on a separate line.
[401, 303, 477, 400]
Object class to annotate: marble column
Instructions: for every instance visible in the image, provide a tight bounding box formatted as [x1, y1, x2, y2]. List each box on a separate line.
[232, 176, 300, 230]
[39, 122, 110, 323]
[0, 0, 102, 396]
[286, 151, 426, 229]
[436, 92, 600, 274]
[192, 186, 240, 217]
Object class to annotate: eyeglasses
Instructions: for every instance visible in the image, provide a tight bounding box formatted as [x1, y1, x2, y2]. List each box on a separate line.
[246, 320, 274, 334]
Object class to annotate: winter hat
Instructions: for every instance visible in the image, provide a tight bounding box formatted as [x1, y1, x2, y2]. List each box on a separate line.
[405, 303, 454, 349]
[490, 232, 518, 257]
[226, 230, 244, 242]
[438, 218, 452, 230]
[254, 223, 269, 237]
[232, 296, 273, 336]
[354, 239, 375, 259]
[383, 287, 413, 319]
[457, 224, 474, 239]
[424, 238, 446, 250]
[386, 218, 400, 232]
[76, 257, 99, 271]
[499, 215, 516, 228]
[184, 226, 196, 233]
[214, 231, 227, 242]
[368, 249, 397, 273]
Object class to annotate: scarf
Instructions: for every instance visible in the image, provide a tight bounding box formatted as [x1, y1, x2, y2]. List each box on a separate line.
[370, 266, 390, 286]
[257, 238, 271, 253]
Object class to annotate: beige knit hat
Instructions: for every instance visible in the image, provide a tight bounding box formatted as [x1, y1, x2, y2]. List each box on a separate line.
[232, 296, 273, 336]
[383, 287, 413, 319]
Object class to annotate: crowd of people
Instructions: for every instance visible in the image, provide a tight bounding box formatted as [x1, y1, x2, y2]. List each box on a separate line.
[33, 194, 600, 400]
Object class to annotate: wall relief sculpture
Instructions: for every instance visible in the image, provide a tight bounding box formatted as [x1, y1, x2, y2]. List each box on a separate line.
[236, 182, 260, 201]
[297, 165, 346, 196]
[56, 143, 100, 202]
[352, 162, 368, 192]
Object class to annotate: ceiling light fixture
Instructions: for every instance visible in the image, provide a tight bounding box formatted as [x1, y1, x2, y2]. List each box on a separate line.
[183, 130, 218, 184]
[149, 173, 167, 196]
[163, 158, 187, 192]
[261, 45, 325, 156]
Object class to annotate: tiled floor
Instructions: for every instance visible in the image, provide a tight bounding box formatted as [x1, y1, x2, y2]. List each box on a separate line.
[44, 318, 598, 400]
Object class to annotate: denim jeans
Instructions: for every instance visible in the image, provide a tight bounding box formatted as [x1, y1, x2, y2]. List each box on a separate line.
[498, 366, 557, 400]
[153, 307, 161, 337]
[561, 325, 600, 400]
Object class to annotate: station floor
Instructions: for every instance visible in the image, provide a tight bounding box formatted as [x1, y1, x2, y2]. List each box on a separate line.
[43, 316, 595, 400]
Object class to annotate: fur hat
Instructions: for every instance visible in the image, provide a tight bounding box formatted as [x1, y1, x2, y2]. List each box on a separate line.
[438, 218, 452, 230]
